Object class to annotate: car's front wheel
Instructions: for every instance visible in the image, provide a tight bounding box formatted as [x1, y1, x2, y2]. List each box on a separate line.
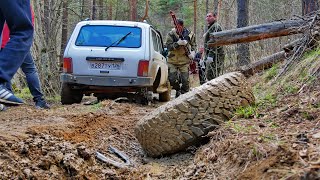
[61, 83, 83, 105]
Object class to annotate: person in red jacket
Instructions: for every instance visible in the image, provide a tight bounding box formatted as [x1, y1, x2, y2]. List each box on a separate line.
[1, 6, 49, 109]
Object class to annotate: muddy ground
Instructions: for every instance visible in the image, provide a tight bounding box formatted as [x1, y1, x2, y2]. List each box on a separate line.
[0, 75, 319, 179]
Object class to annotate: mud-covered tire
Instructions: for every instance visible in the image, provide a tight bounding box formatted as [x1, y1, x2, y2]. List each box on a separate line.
[61, 83, 83, 105]
[159, 81, 171, 102]
[135, 72, 255, 157]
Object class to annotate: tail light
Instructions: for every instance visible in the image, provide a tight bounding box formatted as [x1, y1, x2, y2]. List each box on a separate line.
[63, 57, 73, 73]
[137, 60, 149, 77]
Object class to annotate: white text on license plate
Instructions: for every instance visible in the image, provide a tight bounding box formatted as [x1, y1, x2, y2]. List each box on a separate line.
[90, 62, 121, 70]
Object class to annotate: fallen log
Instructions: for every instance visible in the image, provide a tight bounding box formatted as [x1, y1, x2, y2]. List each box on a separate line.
[208, 16, 319, 47]
[240, 51, 286, 77]
[283, 38, 303, 52]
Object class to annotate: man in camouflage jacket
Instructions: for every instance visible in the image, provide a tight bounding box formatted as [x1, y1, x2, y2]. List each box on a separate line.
[165, 19, 196, 97]
[203, 12, 225, 81]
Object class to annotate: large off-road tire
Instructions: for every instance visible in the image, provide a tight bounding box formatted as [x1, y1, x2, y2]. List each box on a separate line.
[159, 81, 171, 102]
[135, 72, 255, 157]
[61, 83, 83, 105]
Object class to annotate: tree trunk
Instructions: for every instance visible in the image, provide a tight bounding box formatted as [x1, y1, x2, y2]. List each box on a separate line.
[98, 0, 104, 20]
[237, 0, 250, 66]
[208, 18, 314, 47]
[91, 0, 96, 20]
[106, 0, 113, 20]
[80, 0, 84, 19]
[302, 0, 319, 15]
[194, 0, 197, 35]
[43, 0, 50, 44]
[129, 0, 137, 21]
[83, 0, 91, 20]
[214, 0, 219, 15]
[205, 0, 209, 14]
[60, 0, 69, 69]
[241, 51, 286, 77]
[205, 0, 209, 33]
[141, 0, 149, 22]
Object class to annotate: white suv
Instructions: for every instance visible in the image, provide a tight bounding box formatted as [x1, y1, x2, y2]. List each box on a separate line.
[60, 20, 170, 104]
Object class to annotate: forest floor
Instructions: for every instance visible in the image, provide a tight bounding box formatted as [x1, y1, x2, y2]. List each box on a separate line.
[0, 56, 320, 179]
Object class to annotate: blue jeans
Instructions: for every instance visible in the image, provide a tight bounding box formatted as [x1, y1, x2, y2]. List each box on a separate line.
[0, 0, 34, 84]
[5, 52, 44, 102]
[21, 53, 44, 102]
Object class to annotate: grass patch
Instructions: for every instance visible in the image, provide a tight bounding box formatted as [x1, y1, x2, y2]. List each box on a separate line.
[47, 95, 61, 103]
[283, 84, 299, 94]
[14, 87, 33, 101]
[235, 105, 258, 118]
[91, 102, 102, 110]
[264, 64, 279, 81]
[15, 87, 60, 103]
[257, 92, 278, 109]
[225, 121, 253, 133]
[302, 47, 320, 59]
[259, 133, 277, 143]
[251, 145, 265, 159]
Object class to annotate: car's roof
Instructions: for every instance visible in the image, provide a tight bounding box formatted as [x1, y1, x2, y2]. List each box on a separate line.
[76, 20, 152, 28]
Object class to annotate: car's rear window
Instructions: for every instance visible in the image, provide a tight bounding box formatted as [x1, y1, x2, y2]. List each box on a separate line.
[75, 25, 142, 48]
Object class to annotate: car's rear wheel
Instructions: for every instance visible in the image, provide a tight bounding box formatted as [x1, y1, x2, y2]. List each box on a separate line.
[159, 81, 171, 102]
[61, 83, 83, 105]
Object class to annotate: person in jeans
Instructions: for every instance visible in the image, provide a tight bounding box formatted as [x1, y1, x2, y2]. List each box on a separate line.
[1, 5, 49, 109]
[0, 0, 34, 105]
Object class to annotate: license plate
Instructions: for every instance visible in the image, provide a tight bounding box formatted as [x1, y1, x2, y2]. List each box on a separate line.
[89, 62, 122, 70]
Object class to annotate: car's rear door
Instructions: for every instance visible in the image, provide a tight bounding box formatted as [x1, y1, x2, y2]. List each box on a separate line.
[67, 23, 146, 78]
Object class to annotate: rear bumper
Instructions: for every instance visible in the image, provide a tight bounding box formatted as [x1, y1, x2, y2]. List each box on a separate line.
[60, 73, 153, 87]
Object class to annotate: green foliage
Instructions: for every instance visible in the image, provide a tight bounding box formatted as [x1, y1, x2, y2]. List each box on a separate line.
[225, 121, 253, 133]
[264, 119, 279, 128]
[14, 87, 60, 103]
[283, 84, 298, 94]
[302, 46, 320, 59]
[235, 105, 258, 118]
[46, 95, 61, 103]
[264, 64, 279, 81]
[156, 0, 181, 16]
[305, 75, 317, 85]
[259, 133, 276, 143]
[301, 111, 314, 120]
[251, 145, 265, 159]
[91, 102, 102, 110]
[298, 69, 308, 81]
[258, 92, 277, 107]
[15, 87, 33, 101]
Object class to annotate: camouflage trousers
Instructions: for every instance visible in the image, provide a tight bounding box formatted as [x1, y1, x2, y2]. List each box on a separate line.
[168, 63, 189, 96]
[205, 56, 224, 81]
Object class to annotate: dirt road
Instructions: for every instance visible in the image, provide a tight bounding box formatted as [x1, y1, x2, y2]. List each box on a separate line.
[0, 99, 161, 179]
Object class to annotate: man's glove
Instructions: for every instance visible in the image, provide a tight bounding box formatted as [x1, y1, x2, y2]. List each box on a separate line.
[206, 57, 213, 63]
[177, 39, 188, 46]
[188, 51, 195, 60]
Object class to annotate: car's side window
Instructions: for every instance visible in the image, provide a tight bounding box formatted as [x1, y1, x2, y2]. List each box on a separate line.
[151, 29, 165, 55]
[156, 33, 163, 54]
[151, 30, 160, 52]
